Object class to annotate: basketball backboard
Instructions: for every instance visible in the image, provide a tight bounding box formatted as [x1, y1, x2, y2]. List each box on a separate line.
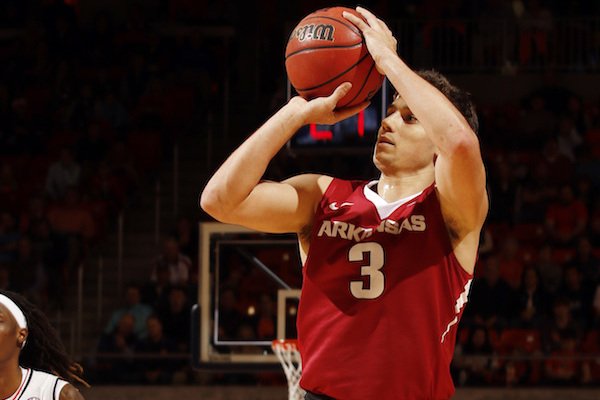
[192, 222, 303, 369]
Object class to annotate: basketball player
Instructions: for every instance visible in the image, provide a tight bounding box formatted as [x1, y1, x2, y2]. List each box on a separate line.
[201, 6, 487, 399]
[0, 290, 87, 400]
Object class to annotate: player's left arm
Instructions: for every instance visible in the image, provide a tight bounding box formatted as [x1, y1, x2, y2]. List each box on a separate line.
[60, 384, 86, 400]
[345, 7, 488, 272]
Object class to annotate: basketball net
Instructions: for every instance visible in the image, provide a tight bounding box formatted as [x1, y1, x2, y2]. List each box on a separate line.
[272, 339, 305, 400]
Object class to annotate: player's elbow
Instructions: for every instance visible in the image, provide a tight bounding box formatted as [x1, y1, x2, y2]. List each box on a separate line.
[199, 189, 228, 221]
[445, 128, 479, 157]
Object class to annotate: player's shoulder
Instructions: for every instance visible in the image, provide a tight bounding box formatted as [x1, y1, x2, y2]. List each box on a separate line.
[23, 368, 74, 400]
[29, 367, 62, 384]
[59, 384, 86, 400]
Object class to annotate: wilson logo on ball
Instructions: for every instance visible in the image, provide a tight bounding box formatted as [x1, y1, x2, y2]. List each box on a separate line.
[292, 24, 335, 42]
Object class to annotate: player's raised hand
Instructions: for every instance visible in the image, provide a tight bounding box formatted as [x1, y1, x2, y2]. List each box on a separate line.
[342, 7, 398, 74]
[291, 82, 369, 126]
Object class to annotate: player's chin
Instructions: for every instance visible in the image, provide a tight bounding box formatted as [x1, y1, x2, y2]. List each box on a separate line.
[372, 149, 392, 169]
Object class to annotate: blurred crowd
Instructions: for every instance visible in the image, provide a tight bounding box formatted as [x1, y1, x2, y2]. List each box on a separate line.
[91, 217, 200, 384]
[449, 81, 600, 386]
[0, 1, 216, 309]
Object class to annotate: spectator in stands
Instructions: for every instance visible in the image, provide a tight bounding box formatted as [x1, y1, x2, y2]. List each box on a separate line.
[11, 236, 46, 305]
[542, 297, 583, 353]
[89, 160, 127, 215]
[135, 315, 176, 384]
[516, 162, 556, 223]
[488, 159, 518, 224]
[104, 283, 153, 340]
[540, 137, 575, 186]
[511, 267, 548, 329]
[24, 215, 66, 309]
[158, 286, 190, 352]
[464, 255, 512, 331]
[559, 265, 593, 324]
[517, 95, 555, 148]
[581, 329, 600, 384]
[535, 244, 563, 296]
[171, 216, 198, 261]
[544, 329, 582, 386]
[556, 116, 583, 162]
[46, 186, 95, 282]
[47, 187, 95, 238]
[545, 184, 588, 247]
[45, 147, 81, 200]
[86, 11, 116, 68]
[142, 262, 171, 311]
[106, 141, 140, 201]
[97, 313, 139, 383]
[76, 121, 110, 171]
[93, 89, 129, 133]
[19, 196, 48, 236]
[572, 236, 600, 285]
[565, 95, 591, 134]
[453, 325, 498, 386]
[516, 0, 554, 66]
[218, 287, 243, 340]
[498, 235, 525, 290]
[152, 237, 192, 286]
[65, 83, 96, 130]
[473, 0, 517, 68]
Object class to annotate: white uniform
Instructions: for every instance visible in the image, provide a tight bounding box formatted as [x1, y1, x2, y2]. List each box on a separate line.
[7, 367, 68, 400]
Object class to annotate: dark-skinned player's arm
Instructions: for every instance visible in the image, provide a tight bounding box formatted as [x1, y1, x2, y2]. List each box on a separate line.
[344, 7, 488, 273]
[200, 84, 368, 234]
[60, 385, 85, 400]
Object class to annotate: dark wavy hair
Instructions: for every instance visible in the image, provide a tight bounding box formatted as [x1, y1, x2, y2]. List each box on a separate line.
[1, 290, 89, 387]
[416, 69, 479, 134]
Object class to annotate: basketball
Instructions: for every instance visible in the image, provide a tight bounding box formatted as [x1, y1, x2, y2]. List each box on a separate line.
[285, 7, 384, 108]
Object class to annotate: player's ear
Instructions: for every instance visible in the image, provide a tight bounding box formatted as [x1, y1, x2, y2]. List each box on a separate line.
[17, 328, 28, 349]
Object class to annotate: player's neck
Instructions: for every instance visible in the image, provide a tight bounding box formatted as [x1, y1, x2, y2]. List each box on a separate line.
[0, 362, 22, 399]
[376, 171, 433, 203]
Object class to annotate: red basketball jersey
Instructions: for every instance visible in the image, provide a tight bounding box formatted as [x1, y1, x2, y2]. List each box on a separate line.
[298, 179, 473, 400]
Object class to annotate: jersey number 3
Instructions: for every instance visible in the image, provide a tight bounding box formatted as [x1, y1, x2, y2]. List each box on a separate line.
[349, 242, 385, 299]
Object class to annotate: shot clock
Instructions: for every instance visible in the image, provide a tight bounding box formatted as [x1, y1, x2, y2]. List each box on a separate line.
[287, 78, 391, 155]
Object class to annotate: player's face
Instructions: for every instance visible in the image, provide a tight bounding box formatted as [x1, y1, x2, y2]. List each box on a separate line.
[0, 304, 21, 362]
[373, 96, 435, 175]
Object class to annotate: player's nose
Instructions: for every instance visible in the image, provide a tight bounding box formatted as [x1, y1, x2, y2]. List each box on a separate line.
[381, 116, 393, 133]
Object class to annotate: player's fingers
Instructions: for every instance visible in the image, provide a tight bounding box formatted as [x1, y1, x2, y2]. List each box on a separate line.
[342, 11, 368, 30]
[333, 101, 370, 121]
[356, 6, 389, 33]
[355, 6, 379, 28]
[330, 82, 352, 102]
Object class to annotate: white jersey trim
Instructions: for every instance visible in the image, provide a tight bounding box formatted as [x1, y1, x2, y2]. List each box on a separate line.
[363, 181, 423, 219]
[440, 279, 472, 343]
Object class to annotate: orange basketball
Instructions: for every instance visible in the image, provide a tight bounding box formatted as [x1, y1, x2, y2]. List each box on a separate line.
[285, 7, 384, 108]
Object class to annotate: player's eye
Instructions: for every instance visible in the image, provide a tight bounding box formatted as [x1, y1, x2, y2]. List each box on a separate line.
[403, 113, 418, 123]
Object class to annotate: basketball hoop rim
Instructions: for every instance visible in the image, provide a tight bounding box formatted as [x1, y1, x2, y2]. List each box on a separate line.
[272, 339, 298, 349]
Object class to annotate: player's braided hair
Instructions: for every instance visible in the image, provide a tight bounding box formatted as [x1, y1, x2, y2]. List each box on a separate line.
[1, 290, 89, 387]
[416, 69, 479, 134]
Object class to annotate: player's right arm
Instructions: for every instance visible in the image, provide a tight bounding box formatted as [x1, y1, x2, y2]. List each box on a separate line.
[200, 83, 368, 234]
